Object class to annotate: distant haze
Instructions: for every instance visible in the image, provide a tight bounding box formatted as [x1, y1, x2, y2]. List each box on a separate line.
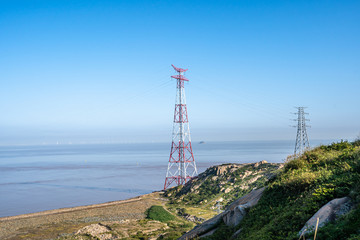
[0, 125, 356, 146]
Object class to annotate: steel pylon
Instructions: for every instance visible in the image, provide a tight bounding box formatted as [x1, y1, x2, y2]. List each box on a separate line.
[164, 65, 198, 190]
[292, 107, 310, 156]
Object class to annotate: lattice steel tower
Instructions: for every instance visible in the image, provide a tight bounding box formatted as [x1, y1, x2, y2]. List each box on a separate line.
[164, 65, 198, 190]
[293, 107, 310, 156]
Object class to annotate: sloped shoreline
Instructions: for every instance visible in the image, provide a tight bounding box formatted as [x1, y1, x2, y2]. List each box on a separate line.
[0, 192, 164, 239]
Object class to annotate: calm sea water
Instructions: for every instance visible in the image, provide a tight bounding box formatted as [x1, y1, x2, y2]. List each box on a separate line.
[0, 140, 332, 217]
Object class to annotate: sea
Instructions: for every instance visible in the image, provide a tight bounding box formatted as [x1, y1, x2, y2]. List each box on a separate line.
[0, 140, 334, 218]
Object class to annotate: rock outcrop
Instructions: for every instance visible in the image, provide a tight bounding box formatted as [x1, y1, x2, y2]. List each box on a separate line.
[214, 164, 242, 175]
[182, 213, 205, 223]
[226, 187, 265, 211]
[254, 160, 268, 168]
[76, 223, 113, 240]
[298, 196, 353, 237]
[178, 211, 228, 240]
[165, 161, 282, 208]
[223, 187, 265, 227]
[179, 187, 266, 239]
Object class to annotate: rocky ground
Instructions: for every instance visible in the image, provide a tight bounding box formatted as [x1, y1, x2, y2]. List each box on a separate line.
[0, 192, 164, 240]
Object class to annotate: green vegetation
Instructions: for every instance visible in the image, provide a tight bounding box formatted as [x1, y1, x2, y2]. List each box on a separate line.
[202, 222, 235, 240]
[312, 205, 360, 240]
[165, 162, 281, 208]
[158, 221, 194, 240]
[146, 205, 176, 222]
[143, 205, 195, 239]
[228, 140, 360, 240]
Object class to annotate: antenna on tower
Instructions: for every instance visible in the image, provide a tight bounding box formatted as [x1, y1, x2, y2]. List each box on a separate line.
[164, 65, 198, 190]
[292, 107, 310, 156]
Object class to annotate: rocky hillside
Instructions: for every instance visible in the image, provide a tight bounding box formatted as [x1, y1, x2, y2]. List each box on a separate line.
[179, 140, 360, 240]
[165, 161, 283, 212]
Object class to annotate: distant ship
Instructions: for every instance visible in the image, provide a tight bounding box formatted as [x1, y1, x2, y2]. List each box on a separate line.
[199, 141, 205, 144]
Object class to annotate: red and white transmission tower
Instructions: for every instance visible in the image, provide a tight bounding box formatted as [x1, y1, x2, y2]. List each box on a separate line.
[164, 65, 198, 190]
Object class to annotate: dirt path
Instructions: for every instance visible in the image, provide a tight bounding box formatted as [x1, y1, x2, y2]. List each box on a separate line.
[0, 192, 165, 240]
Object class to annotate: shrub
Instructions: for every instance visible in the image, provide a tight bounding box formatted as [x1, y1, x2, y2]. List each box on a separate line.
[284, 158, 308, 171]
[146, 205, 175, 222]
[320, 140, 353, 151]
[353, 138, 360, 147]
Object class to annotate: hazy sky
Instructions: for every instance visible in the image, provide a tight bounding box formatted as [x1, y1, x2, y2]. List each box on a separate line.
[0, 0, 359, 145]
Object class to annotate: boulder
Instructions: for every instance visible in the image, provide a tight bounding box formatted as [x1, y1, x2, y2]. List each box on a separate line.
[298, 196, 353, 237]
[222, 187, 265, 227]
[179, 187, 266, 239]
[76, 223, 113, 240]
[254, 160, 268, 168]
[178, 211, 228, 240]
[226, 187, 265, 211]
[223, 205, 247, 227]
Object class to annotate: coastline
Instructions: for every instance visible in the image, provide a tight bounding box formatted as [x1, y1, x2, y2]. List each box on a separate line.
[1, 140, 320, 218]
[0, 191, 165, 240]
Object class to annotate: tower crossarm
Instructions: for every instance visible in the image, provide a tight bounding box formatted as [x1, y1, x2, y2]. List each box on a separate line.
[171, 64, 188, 73]
[171, 75, 189, 81]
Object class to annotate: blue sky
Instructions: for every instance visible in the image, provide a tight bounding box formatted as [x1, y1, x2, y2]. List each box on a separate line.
[0, 0, 359, 145]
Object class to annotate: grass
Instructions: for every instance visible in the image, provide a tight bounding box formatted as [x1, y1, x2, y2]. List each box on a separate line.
[165, 162, 281, 209]
[178, 206, 217, 220]
[231, 140, 360, 240]
[145, 205, 195, 239]
[146, 205, 176, 222]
